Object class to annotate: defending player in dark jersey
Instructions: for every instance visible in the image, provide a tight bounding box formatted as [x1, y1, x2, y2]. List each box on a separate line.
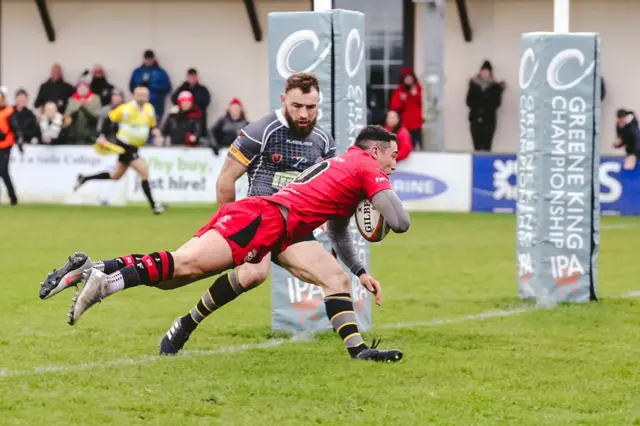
[49, 125, 410, 362]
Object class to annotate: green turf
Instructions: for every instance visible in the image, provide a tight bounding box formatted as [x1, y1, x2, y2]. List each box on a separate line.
[1, 204, 639, 425]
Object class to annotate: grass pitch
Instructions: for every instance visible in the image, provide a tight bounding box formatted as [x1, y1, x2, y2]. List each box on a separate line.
[1, 204, 639, 425]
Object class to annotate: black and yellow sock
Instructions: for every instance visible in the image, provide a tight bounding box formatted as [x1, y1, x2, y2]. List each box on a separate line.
[325, 293, 367, 358]
[181, 271, 246, 332]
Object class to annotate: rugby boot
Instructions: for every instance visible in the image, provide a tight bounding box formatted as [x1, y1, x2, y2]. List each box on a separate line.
[68, 269, 108, 326]
[39, 252, 93, 300]
[354, 339, 403, 363]
[159, 317, 192, 356]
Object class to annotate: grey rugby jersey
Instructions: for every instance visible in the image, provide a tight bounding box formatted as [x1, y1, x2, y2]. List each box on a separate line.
[228, 109, 336, 196]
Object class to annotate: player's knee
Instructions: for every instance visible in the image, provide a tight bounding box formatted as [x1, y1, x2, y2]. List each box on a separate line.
[238, 267, 268, 290]
[323, 269, 350, 294]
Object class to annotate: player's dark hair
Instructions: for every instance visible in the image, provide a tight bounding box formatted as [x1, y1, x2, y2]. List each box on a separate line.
[354, 125, 397, 150]
[285, 72, 320, 94]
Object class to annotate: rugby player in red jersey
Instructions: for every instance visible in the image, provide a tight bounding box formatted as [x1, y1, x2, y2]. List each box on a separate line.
[55, 125, 410, 362]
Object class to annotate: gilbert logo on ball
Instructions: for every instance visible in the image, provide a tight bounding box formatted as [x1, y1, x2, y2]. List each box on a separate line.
[356, 199, 390, 243]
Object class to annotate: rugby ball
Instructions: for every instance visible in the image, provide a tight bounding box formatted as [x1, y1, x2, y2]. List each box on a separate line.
[355, 199, 390, 243]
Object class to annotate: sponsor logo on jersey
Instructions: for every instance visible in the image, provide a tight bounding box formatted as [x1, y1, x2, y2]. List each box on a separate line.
[375, 176, 388, 183]
[244, 249, 257, 263]
[272, 171, 301, 189]
[215, 214, 231, 230]
[293, 156, 307, 168]
[287, 139, 313, 146]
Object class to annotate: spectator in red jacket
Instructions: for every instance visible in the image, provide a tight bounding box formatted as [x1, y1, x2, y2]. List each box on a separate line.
[384, 110, 412, 162]
[390, 67, 423, 150]
[159, 91, 203, 147]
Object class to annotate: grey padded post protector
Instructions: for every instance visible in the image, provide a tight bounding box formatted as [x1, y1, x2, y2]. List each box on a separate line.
[516, 32, 600, 304]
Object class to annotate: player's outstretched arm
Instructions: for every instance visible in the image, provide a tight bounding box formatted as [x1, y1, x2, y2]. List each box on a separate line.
[371, 190, 410, 233]
[327, 217, 382, 305]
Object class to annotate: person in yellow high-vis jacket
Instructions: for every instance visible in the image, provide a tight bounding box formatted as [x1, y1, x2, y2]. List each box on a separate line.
[73, 85, 166, 214]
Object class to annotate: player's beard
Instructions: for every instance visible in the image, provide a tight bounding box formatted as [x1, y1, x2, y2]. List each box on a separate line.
[284, 109, 316, 139]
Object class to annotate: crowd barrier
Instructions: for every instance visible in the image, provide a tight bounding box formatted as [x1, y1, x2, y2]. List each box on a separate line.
[4, 146, 639, 216]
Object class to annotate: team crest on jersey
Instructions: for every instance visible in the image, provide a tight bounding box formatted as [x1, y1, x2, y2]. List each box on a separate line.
[272, 153, 283, 164]
[245, 249, 257, 263]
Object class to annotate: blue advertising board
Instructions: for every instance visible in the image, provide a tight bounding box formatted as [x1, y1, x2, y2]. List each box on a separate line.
[472, 155, 640, 216]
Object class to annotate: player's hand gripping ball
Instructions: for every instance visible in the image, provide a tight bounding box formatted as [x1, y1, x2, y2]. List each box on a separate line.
[356, 199, 390, 243]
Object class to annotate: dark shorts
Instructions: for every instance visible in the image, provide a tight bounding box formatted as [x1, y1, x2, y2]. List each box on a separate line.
[115, 140, 140, 165]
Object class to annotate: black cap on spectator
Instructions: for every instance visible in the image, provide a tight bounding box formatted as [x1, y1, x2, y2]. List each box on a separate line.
[144, 49, 155, 59]
[187, 68, 197, 75]
[15, 88, 28, 97]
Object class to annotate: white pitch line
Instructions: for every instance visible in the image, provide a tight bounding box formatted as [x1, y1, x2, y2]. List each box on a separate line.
[0, 339, 290, 379]
[379, 306, 535, 330]
[600, 224, 638, 230]
[2, 291, 639, 378]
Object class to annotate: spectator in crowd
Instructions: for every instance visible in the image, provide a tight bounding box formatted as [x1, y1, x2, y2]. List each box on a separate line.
[210, 97, 249, 149]
[160, 91, 203, 146]
[171, 68, 211, 127]
[390, 67, 423, 150]
[0, 86, 22, 206]
[34, 63, 74, 114]
[13, 89, 40, 144]
[129, 50, 171, 122]
[97, 88, 124, 140]
[39, 101, 66, 145]
[383, 109, 412, 162]
[65, 72, 102, 144]
[90, 65, 115, 107]
[465, 60, 505, 152]
[614, 108, 640, 170]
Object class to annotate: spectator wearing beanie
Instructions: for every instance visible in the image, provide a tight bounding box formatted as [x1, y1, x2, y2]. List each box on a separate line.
[160, 91, 203, 146]
[466, 60, 505, 152]
[171, 68, 211, 125]
[90, 64, 115, 107]
[210, 97, 249, 149]
[65, 70, 102, 144]
[390, 67, 423, 150]
[96, 88, 125, 141]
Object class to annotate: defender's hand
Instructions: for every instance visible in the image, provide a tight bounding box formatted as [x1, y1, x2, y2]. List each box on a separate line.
[359, 273, 382, 306]
[96, 135, 107, 146]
